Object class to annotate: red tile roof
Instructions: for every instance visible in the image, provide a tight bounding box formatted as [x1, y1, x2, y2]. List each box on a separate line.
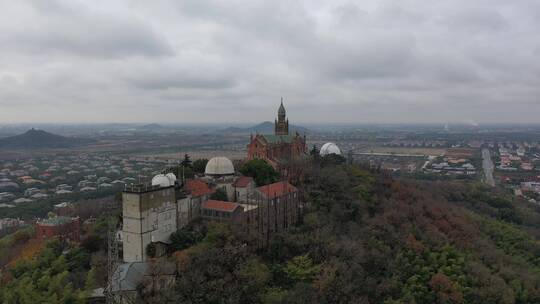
[202, 200, 240, 212]
[234, 176, 253, 187]
[185, 179, 214, 197]
[256, 181, 298, 199]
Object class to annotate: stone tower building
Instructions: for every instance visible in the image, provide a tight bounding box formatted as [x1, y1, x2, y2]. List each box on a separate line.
[274, 98, 289, 135]
[247, 99, 307, 182]
[122, 184, 176, 262]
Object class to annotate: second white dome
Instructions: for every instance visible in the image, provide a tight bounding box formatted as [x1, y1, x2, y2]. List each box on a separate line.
[205, 157, 235, 176]
[152, 173, 176, 187]
[320, 142, 341, 156]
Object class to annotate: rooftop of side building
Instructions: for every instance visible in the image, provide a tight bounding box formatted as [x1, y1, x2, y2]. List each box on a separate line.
[256, 181, 298, 200]
[233, 176, 254, 187]
[185, 179, 214, 197]
[202, 200, 241, 212]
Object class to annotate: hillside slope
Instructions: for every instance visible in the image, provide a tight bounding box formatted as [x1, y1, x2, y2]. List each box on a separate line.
[0, 129, 92, 149]
[2, 164, 539, 303]
[148, 166, 540, 303]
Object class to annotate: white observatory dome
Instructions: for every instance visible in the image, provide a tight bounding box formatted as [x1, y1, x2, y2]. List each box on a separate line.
[205, 157, 235, 176]
[320, 142, 342, 156]
[165, 173, 177, 184]
[151, 173, 176, 187]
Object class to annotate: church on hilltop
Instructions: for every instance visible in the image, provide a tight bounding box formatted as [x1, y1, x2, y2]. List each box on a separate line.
[247, 99, 308, 180]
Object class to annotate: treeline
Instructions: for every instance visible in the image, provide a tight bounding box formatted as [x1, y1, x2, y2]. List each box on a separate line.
[0, 216, 115, 304]
[141, 164, 540, 303]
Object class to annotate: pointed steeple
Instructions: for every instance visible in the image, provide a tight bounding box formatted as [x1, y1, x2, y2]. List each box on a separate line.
[278, 97, 286, 117]
[275, 97, 289, 135]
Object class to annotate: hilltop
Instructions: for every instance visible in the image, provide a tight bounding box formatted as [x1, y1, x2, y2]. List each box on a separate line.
[0, 129, 93, 149]
[2, 162, 540, 303]
[134, 165, 540, 303]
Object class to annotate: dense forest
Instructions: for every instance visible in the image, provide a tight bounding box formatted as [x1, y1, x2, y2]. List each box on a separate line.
[0, 217, 114, 303]
[143, 163, 540, 303]
[1, 162, 540, 303]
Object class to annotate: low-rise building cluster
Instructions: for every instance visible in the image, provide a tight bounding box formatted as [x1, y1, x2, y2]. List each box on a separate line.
[496, 143, 538, 172]
[0, 153, 168, 208]
[0, 217, 25, 233]
[425, 153, 478, 176]
[122, 156, 301, 263]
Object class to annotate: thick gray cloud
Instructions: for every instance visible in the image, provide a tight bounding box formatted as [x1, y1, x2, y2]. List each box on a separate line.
[0, 0, 539, 124]
[1, 1, 173, 58]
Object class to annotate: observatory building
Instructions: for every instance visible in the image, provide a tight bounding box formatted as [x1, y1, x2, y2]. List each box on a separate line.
[122, 179, 177, 262]
[120, 100, 307, 263]
[320, 142, 342, 156]
[204, 156, 235, 177]
[113, 99, 308, 302]
[151, 173, 177, 187]
[203, 156, 241, 202]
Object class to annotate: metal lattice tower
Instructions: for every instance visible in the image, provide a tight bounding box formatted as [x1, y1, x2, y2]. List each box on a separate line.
[105, 221, 120, 304]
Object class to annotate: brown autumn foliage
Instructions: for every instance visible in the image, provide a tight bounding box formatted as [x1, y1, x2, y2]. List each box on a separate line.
[156, 165, 540, 303]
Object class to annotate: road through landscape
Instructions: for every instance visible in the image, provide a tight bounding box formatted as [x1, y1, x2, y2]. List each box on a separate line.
[482, 148, 495, 187]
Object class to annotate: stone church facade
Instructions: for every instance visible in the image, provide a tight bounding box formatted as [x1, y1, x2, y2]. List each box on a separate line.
[247, 100, 308, 180]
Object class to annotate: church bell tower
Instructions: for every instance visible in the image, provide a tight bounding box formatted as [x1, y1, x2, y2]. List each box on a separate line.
[275, 98, 289, 135]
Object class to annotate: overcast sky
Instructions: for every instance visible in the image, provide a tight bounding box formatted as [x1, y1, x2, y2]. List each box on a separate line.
[1, 0, 539, 124]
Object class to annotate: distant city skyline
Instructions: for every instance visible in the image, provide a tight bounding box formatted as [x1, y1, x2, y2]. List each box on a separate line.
[1, 1, 540, 124]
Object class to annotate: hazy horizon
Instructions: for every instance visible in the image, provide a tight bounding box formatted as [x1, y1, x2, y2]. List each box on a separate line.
[2, 121, 540, 129]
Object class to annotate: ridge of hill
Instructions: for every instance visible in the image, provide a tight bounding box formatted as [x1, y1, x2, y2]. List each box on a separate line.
[0, 129, 93, 149]
[222, 121, 309, 134]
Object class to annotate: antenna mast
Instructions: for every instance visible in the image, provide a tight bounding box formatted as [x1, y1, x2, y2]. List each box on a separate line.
[105, 219, 120, 304]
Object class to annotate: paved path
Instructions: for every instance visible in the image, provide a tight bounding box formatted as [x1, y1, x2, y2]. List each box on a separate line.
[482, 148, 495, 186]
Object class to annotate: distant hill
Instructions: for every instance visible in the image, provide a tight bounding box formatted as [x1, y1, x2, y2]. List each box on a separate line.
[139, 123, 166, 130]
[0, 129, 93, 149]
[222, 121, 309, 134]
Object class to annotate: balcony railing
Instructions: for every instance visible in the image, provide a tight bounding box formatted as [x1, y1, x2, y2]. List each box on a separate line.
[123, 183, 162, 193]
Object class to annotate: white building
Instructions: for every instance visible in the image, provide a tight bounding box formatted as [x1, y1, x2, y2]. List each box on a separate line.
[122, 175, 177, 263]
